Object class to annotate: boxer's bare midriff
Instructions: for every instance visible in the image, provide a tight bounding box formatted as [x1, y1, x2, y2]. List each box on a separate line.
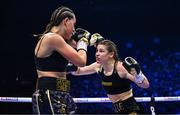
[107, 89, 133, 103]
[37, 70, 66, 79]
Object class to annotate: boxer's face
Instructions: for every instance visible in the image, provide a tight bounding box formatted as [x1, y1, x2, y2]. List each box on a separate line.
[64, 16, 76, 40]
[96, 45, 114, 64]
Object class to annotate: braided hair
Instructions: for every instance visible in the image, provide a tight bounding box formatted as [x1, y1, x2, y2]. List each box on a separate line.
[43, 6, 75, 34]
[33, 6, 75, 38]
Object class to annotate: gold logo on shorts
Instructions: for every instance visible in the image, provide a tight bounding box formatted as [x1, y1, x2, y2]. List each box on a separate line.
[56, 79, 70, 92]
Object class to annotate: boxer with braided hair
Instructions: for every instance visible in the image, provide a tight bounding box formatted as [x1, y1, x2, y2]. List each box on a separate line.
[32, 6, 90, 114]
[68, 35, 149, 114]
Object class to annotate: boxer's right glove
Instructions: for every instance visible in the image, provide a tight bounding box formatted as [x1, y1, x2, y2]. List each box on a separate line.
[66, 63, 78, 74]
[90, 33, 105, 47]
[71, 28, 90, 52]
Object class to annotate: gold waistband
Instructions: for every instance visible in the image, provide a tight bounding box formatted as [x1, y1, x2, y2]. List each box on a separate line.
[37, 77, 70, 92]
[56, 79, 70, 92]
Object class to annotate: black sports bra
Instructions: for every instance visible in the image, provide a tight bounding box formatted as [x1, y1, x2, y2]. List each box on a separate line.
[99, 62, 131, 94]
[34, 35, 68, 72]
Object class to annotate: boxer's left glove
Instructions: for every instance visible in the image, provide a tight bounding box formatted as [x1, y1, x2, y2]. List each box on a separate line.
[71, 28, 90, 52]
[90, 33, 105, 47]
[123, 57, 144, 83]
[71, 28, 90, 42]
[123, 57, 141, 74]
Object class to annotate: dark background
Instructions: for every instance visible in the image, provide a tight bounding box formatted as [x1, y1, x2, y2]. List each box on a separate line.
[0, 0, 180, 114]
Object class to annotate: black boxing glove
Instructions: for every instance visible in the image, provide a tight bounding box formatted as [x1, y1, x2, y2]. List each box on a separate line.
[66, 63, 78, 74]
[90, 33, 105, 47]
[71, 28, 90, 42]
[123, 57, 145, 83]
[71, 28, 90, 52]
[122, 57, 141, 74]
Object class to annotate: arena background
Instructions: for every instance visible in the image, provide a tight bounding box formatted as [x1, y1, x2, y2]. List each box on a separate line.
[1, 0, 180, 114]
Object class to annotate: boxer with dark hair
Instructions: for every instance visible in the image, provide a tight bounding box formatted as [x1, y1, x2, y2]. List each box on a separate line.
[32, 6, 90, 114]
[68, 34, 149, 114]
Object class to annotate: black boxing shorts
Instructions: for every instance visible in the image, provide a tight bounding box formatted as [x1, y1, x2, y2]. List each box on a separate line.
[32, 77, 77, 114]
[113, 96, 140, 114]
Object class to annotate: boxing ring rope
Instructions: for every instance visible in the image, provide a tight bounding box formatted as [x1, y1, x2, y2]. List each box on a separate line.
[0, 96, 180, 103]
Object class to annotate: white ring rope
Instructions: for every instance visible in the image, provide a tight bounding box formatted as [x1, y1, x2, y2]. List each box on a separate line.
[0, 96, 180, 103]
